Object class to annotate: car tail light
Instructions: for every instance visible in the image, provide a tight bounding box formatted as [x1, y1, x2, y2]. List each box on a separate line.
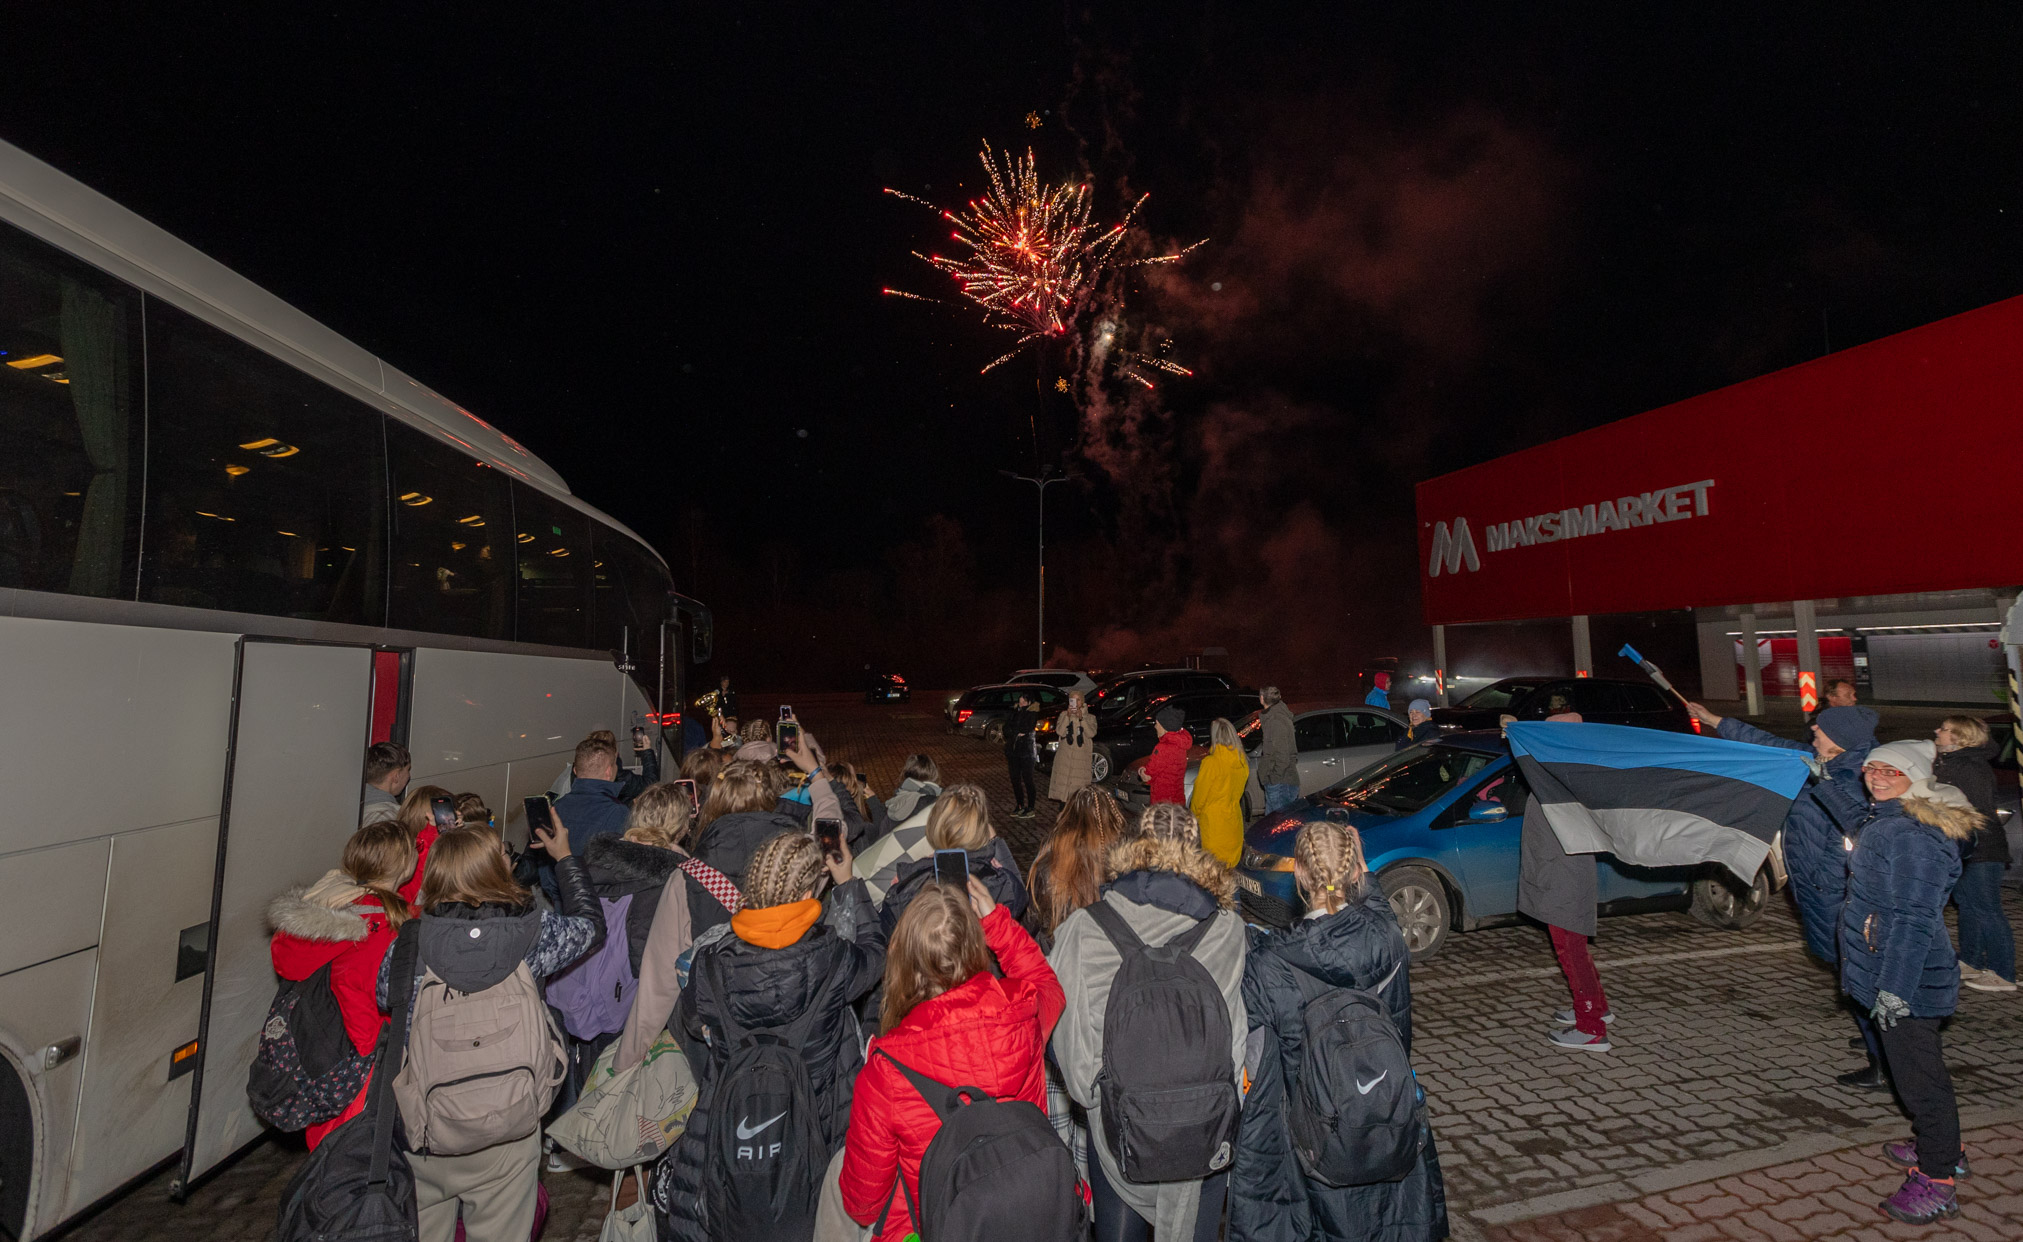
[956, 709, 973, 724]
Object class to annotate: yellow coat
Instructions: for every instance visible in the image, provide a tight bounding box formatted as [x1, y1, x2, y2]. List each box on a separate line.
[1190, 744, 1250, 868]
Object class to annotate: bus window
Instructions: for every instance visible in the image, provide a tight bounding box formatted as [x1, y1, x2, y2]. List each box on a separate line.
[139, 304, 386, 623]
[512, 483, 591, 647]
[387, 421, 516, 640]
[0, 223, 144, 599]
[592, 525, 670, 657]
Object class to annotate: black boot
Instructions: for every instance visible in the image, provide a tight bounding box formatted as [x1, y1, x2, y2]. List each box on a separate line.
[1835, 1057, 1888, 1090]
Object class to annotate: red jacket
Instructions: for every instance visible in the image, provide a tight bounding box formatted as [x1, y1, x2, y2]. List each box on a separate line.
[267, 880, 406, 1148]
[397, 824, 438, 905]
[840, 906, 1065, 1239]
[1145, 729, 1193, 806]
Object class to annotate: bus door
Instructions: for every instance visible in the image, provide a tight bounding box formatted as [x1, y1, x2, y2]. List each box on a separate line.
[177, 639, 374, 1190]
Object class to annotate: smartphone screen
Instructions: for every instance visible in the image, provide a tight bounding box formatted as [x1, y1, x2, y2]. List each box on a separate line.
[673, 779, 699, 815]
[522, 795, 555, 836]
[429, 795, 457, 833]
[933, 848, 968, 890]
[776, 721, 800, 751]
[631, 725, 648, 749]
[778, 704, 794, 722]
[815, 817, 844, 864]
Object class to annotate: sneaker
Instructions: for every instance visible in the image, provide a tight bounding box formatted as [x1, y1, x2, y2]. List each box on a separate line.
[544, 1147, 584, 1174]
[1958, 961, 1985, 983]
[1553, 1008, 1615, 1027]
[1549, 1027, 1611, 1053]
[1879, 1170, 1960, 1224]
[1882, 1139, 1971, 1180]
[1963, 971, 2018, 993]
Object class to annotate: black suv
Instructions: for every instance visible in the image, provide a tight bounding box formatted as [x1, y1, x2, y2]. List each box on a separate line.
[1085, 668, 1241, 728]
[1066, 686, 1262, 784]
[1431, 676, 1693, 733]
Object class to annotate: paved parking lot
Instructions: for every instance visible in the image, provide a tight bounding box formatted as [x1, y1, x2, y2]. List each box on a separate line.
[60, 693, 2023, 1241]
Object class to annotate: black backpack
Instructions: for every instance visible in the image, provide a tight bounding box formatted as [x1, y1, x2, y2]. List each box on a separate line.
[1286, 962, 1421, 1186]
[1086, 900, 1241, 1183]
[248, 960, 374, 1131]
[874, 1051, 1082, 1242]
[696, 950, 827, 1241]
[275, 923, 422, 1242]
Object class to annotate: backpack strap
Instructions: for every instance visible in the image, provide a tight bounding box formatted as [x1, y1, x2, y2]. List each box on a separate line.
[678, 856, 744, 914]
[872, 1050, 991, 1240]
[368, 920, 422, 1190]
[1084, 898, 1145, 955]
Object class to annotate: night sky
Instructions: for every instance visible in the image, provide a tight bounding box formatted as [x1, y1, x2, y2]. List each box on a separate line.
[8, 4, 2022, 691]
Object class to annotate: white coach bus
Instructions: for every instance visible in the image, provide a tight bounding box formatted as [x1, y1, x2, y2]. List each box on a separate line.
[0, 137, 710, 1240]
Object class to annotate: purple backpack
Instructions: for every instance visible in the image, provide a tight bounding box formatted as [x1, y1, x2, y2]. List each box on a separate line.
[546, 894, 637, 1039]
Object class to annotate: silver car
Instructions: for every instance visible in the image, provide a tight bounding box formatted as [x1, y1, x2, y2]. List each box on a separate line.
[1110, 704, 1406, 817]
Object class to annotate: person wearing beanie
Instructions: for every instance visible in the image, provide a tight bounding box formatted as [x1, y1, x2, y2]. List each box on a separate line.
[1397, 697, 1439, 751]
[1687, 699, 1884, 1085]
[1142, 706, 1193, 807]
[1830, 740, 1982, 1224]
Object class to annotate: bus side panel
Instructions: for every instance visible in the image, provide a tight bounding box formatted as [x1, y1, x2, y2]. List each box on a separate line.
[0, 839, 108, 979]
[0, 618, 234, 857]
[61, 818, 219, 1216]
[0, 949, 96, 1242]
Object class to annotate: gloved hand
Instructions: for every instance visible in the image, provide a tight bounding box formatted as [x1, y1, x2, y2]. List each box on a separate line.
[1871, 991, 1910, 1031]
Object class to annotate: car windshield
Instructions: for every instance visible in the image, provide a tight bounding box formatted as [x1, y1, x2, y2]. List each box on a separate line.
[1316, 745, 1493, 815]
[1456, 680, 1546, 711]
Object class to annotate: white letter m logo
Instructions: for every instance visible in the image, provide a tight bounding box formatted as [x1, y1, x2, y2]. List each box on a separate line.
[1428, 518, 1481, 577]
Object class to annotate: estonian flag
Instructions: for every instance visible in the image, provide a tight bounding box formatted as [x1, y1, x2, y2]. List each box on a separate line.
[1505, 721, 1811, 884]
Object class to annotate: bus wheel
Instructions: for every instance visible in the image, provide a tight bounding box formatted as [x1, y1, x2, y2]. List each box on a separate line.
[0, 1056, 30, 1242]
[1691, 865, 1770, 929]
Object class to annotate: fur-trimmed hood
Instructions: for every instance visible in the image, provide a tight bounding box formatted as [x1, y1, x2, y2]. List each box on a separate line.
[1901, 794, 1983, 841]
[267, 869, 375, 942]
[581, 833, 684, 892]
[1106, 835, 1236, 910]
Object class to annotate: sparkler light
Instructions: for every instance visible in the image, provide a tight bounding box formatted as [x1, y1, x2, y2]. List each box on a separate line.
[885, 142, 1201, 378]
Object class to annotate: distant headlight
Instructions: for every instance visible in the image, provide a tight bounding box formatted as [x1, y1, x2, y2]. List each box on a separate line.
[1241, 846, 1296, 872]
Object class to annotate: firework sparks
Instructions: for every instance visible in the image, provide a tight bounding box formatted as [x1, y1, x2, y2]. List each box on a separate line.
[885, 142, 1201, 377]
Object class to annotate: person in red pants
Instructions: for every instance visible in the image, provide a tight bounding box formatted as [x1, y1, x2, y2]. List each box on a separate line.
[1512, 711, 1614, 1051]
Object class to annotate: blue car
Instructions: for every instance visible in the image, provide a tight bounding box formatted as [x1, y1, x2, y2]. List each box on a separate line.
[1234, 732, 1778, 958]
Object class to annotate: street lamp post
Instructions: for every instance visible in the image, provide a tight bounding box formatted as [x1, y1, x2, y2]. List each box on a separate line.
[1000, 467, 1074, 667]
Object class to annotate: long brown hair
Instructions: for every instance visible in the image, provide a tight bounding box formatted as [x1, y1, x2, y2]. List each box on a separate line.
[418, 826, 531, 910]
[1027, 786, 1128, 936]
[342, 821, 417, 927]
[880, 883, 990, 1033]
[680, 746, 726, 789]
[698, 760, 778, 830]
[396, 783, 453, 839]
[828, 763, 872, 821]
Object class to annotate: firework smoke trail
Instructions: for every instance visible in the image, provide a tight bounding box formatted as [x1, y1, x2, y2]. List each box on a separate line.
[884, 142, 1201, 381]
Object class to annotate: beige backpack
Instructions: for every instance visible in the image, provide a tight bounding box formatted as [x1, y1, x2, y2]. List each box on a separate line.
[393, 958, 566, 1155]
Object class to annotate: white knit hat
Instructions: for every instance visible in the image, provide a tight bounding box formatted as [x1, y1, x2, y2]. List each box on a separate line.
[1864, 739, 1973, 809]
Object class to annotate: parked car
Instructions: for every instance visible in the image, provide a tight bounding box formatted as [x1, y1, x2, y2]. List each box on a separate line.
[1234, 732, 1777, 958]
[1104, 704, 1405, 816]
[1008, 667, 1098, 696]
[1432, 676, 1693, 734]
[864, 671, 910, 703]
[946, 682, 1071, 743]
[1086, 668, 1243, 732]
[1051, 687, 1262, 786]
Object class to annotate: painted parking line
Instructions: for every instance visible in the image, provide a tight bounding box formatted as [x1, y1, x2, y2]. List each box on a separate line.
[1414, 938, 1806, 992]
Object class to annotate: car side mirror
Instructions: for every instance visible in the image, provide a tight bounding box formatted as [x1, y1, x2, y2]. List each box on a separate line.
[1467, 802, 1509, 822]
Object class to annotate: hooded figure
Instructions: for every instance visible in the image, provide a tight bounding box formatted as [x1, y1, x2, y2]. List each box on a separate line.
[1144, 706, 1193, 806]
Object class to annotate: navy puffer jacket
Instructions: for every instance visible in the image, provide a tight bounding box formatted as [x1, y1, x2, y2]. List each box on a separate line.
[1229, 889, 1448, 1242]
[1838, 794, 1978, 1017]
[1715, 718, 1870, 962]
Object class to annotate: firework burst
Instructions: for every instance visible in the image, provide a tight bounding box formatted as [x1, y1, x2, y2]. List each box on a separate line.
[885, 142, 1201, 378]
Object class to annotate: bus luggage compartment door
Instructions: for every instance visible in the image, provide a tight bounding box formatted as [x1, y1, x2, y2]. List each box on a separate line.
[178, 639, 373, 1189]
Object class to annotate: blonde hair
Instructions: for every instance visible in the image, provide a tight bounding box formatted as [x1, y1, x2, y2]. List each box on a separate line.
[419, 826, 531, 910]
[925, 784, 992, 851]
[1210, 717, 1241, 750]
[453, 792, 491, 828]
[396, 784, 454, 839]
[1941, 715, 1991, 749]
[1138, 802, 1201, 847]
[880, 883, 989, 1034]
[743, 831, 826, 909]
[625, 783, 692, 849]
[1294, 819, 1369, 914]
[342, 821, 417, 927]
[740, 717, 773, 743]
[698, 760, 779, 829]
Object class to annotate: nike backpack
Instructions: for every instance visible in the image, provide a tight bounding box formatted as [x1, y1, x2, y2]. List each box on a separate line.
[544, 893, 637, 1039]
[391, 918, 567, 1156]
[695, 950, 826, 1241]
[875, 1051, 1082, 1242]
[1287, 963, 1420, 1186]
[1085, 900, 1241, 1182]
[247, 960, 374, 1131]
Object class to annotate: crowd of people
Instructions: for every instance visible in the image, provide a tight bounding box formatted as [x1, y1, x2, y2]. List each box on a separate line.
[263, 703, 1448, 1242]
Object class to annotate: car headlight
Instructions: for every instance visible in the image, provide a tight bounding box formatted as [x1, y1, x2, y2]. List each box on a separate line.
[1240, 846, 1296, 873]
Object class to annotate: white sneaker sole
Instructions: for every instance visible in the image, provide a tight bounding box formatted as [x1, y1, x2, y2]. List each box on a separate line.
[1549, 1035, 1612, 1053]
[1963, 977, 2018, 993]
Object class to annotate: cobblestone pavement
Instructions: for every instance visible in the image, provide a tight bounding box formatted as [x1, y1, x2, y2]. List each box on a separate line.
[57, 693, 2023, 1240]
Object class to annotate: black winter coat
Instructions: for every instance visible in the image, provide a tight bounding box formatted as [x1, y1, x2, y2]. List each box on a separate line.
[658, 881, 885, 1242]
[691, 808, 805, 887]
[1935, 743, 2008, 864]
[1231, 890, 1449, 1242]
[878, 837, 1031, 935]
[578, 835, 735, 977]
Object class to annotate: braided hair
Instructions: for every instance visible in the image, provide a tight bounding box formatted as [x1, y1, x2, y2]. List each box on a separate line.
[1294, 818, 1368, 914]
[1138, 802, 1202, 847]
[743, 830, 826, 909]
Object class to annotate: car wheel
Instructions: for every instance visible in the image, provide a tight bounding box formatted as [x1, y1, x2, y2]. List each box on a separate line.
[984, 719, 1006, 746]
[1690, 865, 1770, 929]
[1379, 866, 1451, 959]
[1089, 745, 1113, 784]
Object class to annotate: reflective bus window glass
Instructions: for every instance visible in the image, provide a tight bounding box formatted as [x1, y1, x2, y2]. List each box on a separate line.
[0, 223, 144, 599]
[140, 305, 386, 622]
[591, 525, 669, 656]
[387, 422, 515, 640]
[512, 484, 590, 647]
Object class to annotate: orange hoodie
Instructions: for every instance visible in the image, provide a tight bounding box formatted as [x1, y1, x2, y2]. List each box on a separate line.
[731, 898, 823, 949]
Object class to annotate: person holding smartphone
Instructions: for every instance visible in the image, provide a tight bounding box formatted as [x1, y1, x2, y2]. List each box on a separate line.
[876, 785, 1031, 936]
